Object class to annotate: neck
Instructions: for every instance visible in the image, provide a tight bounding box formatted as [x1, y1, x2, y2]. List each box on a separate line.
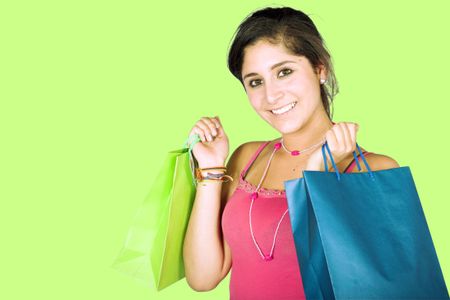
[276, 111, 333, 158]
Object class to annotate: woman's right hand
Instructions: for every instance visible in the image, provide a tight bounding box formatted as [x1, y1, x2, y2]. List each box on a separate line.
[188, 116, 229, 168]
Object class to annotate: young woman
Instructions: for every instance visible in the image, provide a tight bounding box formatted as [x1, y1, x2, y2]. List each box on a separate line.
[183, 6, 399, 299]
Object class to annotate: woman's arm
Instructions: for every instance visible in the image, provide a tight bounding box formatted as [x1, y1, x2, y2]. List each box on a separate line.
[183, 143, 247, 291]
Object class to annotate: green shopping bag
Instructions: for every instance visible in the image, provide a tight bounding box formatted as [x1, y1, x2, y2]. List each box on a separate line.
[111, 134, 201, 291]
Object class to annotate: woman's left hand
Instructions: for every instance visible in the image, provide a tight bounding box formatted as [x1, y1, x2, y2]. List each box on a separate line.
[305, 122, 360, 171]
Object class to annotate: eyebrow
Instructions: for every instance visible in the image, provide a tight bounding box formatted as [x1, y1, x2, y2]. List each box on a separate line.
[242, 60, 297, 81]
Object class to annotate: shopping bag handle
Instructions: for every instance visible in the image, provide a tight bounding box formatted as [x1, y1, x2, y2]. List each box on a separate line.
[183, 134, 202, 188]
[321, 141, 375, 180]
[183, 133, 202, 151]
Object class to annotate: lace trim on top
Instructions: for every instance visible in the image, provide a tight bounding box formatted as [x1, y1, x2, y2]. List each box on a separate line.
[238, 175, 286, 197]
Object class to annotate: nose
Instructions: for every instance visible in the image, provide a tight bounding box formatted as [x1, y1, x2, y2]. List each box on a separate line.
[265, 79, 284, 104]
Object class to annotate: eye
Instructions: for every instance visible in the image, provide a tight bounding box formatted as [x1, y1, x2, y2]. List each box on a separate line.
[278, 68, 293, 77]
[247, 68, 293, 88]
[249, 79, 262, 88]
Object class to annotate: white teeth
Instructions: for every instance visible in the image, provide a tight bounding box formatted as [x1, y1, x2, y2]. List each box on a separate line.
[271, 102, 296, 115]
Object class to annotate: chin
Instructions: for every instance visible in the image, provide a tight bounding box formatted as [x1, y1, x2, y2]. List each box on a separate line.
[268, 117, 305, 134]
[264, 112, 305, 133]
[277, 122, 304, 134]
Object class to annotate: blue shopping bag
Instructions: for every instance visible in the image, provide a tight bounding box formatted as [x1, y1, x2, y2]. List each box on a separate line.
[284, 142, 449, 299]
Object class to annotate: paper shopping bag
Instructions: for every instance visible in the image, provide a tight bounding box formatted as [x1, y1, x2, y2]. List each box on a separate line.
[111, 134, 201, 291]
[285, 142, 449, 299]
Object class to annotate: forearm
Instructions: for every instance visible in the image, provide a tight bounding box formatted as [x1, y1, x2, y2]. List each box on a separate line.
[183, 180, 224, 291]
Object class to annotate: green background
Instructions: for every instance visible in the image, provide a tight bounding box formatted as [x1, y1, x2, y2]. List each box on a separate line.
[1, 0, 448, 299]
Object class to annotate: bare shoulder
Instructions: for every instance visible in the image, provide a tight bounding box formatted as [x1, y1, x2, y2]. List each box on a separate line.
[346, 151, 400, 173]
[364, 153, 400, 171]
[220, 141, 266, 209]
[225, 141, 265, 176]
[225, 140, 266, 176]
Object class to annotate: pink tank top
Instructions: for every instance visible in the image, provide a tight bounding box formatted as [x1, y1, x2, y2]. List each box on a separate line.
[221, 141, 373, 300]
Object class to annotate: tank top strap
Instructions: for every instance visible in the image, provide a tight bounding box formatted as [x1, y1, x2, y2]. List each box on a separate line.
[344, 151, 375, 173]
[240, 141, 272, 179]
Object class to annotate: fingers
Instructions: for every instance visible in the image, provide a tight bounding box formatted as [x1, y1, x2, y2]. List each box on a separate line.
[333, 124, 347, 151]
[194, 122, 213, 142]
[192, 126, 207, 143]
[192, 116, 222, 143]
[325, 128, 338, 150]
[347, 123, 358, 150]
[340, 123, 353, 152]
[330, 122, 358, 148]
[201, 117, 218, 140]
[211, 116, 221, 129]
[325, 122, 360, 166]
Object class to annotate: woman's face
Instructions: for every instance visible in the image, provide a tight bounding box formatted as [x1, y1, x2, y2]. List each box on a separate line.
[241, 39, 327, 134]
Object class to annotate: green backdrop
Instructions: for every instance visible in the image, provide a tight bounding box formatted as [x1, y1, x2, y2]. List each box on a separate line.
[1, 0, 448, 299]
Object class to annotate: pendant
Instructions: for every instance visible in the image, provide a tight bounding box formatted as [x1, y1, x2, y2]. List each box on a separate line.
[263, 254, 273, 261]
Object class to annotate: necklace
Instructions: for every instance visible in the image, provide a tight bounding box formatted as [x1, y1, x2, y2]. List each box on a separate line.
[249, 138, 326, 261]
[280, 137, 326, 156]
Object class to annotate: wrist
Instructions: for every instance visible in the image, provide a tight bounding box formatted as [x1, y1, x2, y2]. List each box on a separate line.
[198, 161, 226, 169]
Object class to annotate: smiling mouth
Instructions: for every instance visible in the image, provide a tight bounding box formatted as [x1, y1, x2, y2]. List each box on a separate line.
[269, 101, 297, 115]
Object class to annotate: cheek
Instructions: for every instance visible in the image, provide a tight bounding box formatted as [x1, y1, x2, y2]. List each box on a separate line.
[280, 74, 308, 96]
[248, 98, 272, 119]
[248, 94, 264, 110]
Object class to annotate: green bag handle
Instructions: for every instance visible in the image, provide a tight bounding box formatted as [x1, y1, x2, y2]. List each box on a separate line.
[183, 133, 202, 151]
[183, 134, 202, 188]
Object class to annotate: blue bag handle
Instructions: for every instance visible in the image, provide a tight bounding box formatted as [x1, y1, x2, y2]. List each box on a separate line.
[321, 141, 375, 181]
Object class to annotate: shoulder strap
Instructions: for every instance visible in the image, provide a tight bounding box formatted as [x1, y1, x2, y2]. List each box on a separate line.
[344, 151, 374, 173]
[240, 141, 271, 178]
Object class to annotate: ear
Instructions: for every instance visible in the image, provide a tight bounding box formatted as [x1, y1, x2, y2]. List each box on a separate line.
[315, 64, 327, 81]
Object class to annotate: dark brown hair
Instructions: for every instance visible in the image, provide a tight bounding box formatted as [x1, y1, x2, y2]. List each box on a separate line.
[227, 6, 338, 120]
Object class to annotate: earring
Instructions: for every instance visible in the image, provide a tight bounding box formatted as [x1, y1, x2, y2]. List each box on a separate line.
[320, 78, 327, 84]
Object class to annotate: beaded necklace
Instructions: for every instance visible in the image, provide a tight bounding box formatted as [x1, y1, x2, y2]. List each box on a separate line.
[248, 138, 325, 261]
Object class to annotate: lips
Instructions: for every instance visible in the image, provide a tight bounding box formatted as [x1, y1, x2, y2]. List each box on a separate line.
[269, 101, 297, 115]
